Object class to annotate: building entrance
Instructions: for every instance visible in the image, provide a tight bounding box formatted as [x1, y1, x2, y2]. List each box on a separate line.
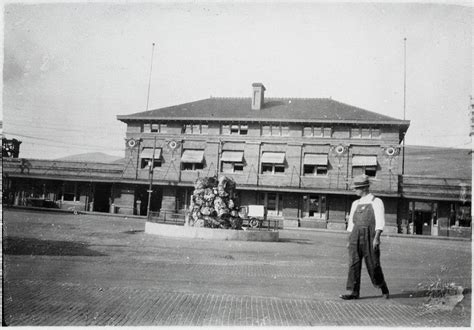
[135, 186, 162, 216]
[94, 184, 112, 213]
[408, 201, 437, 235]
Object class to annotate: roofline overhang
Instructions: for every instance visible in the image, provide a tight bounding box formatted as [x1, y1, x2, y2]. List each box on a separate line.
[116, 115, 410, 127]
[5, 174, 122, 183]
[401, 194, 471, 203]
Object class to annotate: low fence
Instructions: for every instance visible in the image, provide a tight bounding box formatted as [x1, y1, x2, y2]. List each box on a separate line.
[147, 211, 279, 231]
[242, 218, 280, 231]
[148, 211, 186, 226]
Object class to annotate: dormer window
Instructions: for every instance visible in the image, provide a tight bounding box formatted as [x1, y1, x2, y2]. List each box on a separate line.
[303, 126, 332, 138]
[143, 123, 167, 133]
[351, 127, 380, 139]
[183, 123, 208, 135]
[261, 124, 289, 136]
[222, 123, 248, 135]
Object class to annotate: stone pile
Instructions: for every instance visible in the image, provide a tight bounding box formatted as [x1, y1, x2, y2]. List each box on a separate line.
[188, 176, 242, 229]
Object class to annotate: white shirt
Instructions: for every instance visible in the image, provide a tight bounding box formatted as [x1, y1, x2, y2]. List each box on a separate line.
[346, 193, 385, 232]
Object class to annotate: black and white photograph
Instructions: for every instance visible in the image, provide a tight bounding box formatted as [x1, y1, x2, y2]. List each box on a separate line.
[2, 0, 472, 327]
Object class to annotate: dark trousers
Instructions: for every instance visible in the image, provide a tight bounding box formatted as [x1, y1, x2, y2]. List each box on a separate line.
[346, 226, 387, 293]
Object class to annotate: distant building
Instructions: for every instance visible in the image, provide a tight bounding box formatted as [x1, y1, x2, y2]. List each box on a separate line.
[3, 138, 22, 158]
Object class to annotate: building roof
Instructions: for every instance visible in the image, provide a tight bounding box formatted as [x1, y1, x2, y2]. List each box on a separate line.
[117, 97, 410, 127]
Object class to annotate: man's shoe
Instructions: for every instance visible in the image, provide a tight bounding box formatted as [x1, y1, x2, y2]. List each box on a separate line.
[381, 285, 389, 299]
[339, 293, 359, 300]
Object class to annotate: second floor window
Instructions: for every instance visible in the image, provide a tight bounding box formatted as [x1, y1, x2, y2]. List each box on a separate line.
[352, 155, 377, 177]
[222, 162, 244, 173]
[181, 149, 205, 171]
[303, 154, 328, 176]
[183, 123, 208, 135]
[140, 148, 162, 169]
[221, 151, 245, 173]
[261, 152, 286, 174]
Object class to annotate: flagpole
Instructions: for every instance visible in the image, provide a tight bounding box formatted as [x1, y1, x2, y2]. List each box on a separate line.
[146, 43, 155, 111]
[402, 37, 407, 175]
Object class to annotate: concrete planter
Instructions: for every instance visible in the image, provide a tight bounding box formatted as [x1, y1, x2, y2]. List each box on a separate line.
[300, 219, 327, 229]
[327, 221, 346, 231]
[145, 222, 279, 242]
[282, 219, 299, 228]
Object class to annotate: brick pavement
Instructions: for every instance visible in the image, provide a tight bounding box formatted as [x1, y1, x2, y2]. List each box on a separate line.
[2, 209, 472, 327]
[4, 279, 469, 326]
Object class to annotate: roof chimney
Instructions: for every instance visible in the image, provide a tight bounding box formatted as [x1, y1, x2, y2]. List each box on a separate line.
[251, 83, 266, 110]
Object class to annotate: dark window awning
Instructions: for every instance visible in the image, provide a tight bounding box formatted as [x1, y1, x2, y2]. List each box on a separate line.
[352, 155, 377, 166]
[304, 154, 328, 165]
[261, 152, 285, 164]
[221, 151, 244, 162]
[181, 150, 204, 163]
[140, 148, 162, 159]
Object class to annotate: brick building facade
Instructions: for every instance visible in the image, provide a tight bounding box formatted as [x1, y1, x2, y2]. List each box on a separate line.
[3, 84, 471, 237]
[114, 83, 409, 232]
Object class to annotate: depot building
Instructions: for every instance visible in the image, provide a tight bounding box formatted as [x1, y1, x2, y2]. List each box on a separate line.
[3, 83, 471, 237]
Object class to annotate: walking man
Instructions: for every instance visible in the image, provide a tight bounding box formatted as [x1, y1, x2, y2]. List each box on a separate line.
[340, 174, 389, 300]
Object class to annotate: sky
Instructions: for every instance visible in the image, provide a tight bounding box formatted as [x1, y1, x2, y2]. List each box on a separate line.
[2, 1, 473, 159]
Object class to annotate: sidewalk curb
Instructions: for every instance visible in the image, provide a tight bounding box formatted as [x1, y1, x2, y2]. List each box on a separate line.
[5, 206, 471, 242]
[283, 227, 472, 242]
[6, 206, 147, 220]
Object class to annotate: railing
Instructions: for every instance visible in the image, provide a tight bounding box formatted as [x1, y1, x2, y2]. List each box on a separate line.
[147, 211, 279, 231]
[148, 211, 186, 225]
[243, 218, 280, 231]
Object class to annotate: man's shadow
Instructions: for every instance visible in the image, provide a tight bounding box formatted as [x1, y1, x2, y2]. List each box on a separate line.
[358, 288, 471, 300]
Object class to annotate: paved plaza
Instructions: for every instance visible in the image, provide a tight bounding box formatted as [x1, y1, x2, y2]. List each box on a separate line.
[2, 209, 472, 327]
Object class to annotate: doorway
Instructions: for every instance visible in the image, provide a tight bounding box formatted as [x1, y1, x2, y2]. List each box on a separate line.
[408, 201, 438, 235]
[94, 183, 112, 213]
[135, 186, 162, 216]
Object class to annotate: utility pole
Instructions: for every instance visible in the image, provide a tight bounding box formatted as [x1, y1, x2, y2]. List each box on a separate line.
[470, 96, 474, 221]
[146, 136, 157, 219]
[402, 37, 407, 175]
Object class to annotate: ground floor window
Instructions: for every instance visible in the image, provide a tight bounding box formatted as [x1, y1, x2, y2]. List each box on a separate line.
[302, 194, 327, 218]
[259, 192, 283, 217]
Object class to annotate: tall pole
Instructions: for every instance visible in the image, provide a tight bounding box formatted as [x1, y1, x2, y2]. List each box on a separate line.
[470, 96, 474, 222]
[146, 43, 156, 111]
[402, 37, 407, 175]
[146, 136, 157, 219]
